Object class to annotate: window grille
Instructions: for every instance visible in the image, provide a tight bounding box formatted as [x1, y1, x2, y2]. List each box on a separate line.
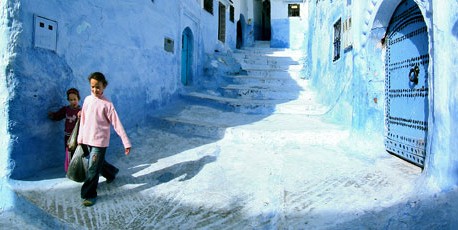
[218, 2, 226, 43]
[333, 18, 341, 61]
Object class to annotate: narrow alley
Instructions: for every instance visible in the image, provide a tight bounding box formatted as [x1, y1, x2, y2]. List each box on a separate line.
[5, 42, 449, 230]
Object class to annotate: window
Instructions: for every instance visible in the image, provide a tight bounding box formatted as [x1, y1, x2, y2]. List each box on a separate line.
[230, 5, 234, 22]
[218, 2, 226, 43]
[343, 17, 353, 52]
[333, 18, 341, 61]
[288, 4, 300, 17]
[204, 0, 213, 14]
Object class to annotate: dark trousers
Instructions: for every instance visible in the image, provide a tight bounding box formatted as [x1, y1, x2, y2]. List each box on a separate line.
[80, 145, 118, 199]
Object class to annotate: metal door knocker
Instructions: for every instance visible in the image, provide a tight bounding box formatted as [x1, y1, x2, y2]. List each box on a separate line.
[409, 65, 419, 84]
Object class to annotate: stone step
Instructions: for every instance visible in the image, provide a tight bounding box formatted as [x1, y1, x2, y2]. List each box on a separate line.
[219, 84, 312, 100]
[224, 72, 303, 85]
[150, 103, 267, 138]
[180, 92, 326, 115]
[244, 68, 303, 77]
[234, 51, 303, 62]
[234, 47, 302, 56]
[240, 63, 303, 72]
[180, 92, 278, 114]
[235, 57, 301, 67]
[150, 103, 334, 140]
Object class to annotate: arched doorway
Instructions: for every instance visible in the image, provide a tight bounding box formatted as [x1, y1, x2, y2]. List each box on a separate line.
[253, 0, 271, 41]
[181, 27, 194, 85]
[236, 19, 243, 49]
[261, 0, 271, 40]
[384, 0, 430, 167]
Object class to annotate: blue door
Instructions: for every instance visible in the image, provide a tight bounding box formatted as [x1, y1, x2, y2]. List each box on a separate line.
[181, 28, 193, 85]
[384, 0, 429, 167]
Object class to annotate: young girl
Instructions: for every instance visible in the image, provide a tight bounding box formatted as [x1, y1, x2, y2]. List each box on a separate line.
[77, 72, 131, 207]
[48, 88, 81, 172]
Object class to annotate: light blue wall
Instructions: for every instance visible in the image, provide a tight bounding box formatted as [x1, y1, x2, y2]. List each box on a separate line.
[305, 0, 354, 128]
[270, 19, 290, 48]
[0, 0, 11, 180]
[1, 0, 236, 179]
[305, 0, 458, 189]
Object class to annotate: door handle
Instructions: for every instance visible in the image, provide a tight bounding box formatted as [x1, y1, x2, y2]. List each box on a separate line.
[409, 65, 419, 84]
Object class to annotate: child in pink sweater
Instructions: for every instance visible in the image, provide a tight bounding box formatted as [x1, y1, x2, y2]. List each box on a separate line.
[77, 72, 131, 207]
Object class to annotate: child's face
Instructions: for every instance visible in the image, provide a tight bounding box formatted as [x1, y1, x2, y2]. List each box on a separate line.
[68, 93, 79, 108]
[90, 78, 105, 98]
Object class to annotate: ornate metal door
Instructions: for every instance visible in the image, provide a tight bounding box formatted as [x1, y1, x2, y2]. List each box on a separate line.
[384, 0, 429, 167]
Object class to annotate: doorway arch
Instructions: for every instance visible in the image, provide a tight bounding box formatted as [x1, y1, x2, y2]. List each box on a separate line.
[236, 19, 243, 49]
[383, 0, 430, 167]
[253, 0, 271, 41]
[181, 27, 194, 85]
[261, 0, 271, 40]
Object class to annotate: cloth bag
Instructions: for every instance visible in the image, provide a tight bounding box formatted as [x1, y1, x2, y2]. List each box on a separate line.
[67, 118, 80, 154]
[67, 145, 88, 182]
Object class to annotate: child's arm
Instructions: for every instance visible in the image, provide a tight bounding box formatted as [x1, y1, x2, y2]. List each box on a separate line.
[107, 107, 132, 152]
[48, 106, 66, 121]
[77, 104, 86, 144]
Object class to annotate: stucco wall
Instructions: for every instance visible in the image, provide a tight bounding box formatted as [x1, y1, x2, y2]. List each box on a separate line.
[306, 0, 458, 189]
[0, 0, 12, 180]
[2, 0, 236, 179]
[270, 0, 307, 48]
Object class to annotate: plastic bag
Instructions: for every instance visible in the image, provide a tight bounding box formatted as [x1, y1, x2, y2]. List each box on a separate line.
[67, 145, 88, 182]
[67, 118, 80, 154]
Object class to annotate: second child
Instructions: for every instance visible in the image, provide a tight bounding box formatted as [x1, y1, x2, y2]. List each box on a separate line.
[48, 88, 81, 172]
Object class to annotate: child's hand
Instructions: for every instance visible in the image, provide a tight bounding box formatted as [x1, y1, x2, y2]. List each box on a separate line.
[77, 111, 81, 118]
[125, 148, 131, 156]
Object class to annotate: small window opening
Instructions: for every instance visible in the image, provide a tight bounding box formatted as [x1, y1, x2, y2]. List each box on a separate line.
[230, 5, 235, 22]
[333, 18, 342, 61]
[218, 2, 226, 43]
[204, 0, 213, 14]
[288, 4, 300, 17]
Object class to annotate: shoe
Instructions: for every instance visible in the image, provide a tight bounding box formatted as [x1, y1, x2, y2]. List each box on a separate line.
[106, 168, 119, 184]
[82, 198, 96, 207]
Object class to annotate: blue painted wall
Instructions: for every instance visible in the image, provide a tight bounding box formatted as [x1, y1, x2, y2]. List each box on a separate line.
[270, 19, 290, 48]
[1, 0, 237, 179]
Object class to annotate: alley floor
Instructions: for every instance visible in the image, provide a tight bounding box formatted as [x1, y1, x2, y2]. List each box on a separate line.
[3, 42, 457, 229]
[6, 109, 429, 229]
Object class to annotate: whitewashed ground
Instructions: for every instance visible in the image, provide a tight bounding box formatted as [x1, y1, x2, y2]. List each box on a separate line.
[8, 112, 457, 229]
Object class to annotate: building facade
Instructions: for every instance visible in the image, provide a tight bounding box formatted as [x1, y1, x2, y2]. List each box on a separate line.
[0, 0, 249, 179]
[302, 0, 458, 190]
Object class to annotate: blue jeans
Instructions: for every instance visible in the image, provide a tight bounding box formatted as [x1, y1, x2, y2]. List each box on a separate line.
[80, 145, 118, 199]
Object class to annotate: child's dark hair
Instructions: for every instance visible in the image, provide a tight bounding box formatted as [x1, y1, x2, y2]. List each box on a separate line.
[88, 72, 108, 87]
[66, 88, 80, 100]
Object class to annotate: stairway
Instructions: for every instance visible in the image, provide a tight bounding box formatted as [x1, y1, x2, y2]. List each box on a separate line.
[150, 41, 331, 139]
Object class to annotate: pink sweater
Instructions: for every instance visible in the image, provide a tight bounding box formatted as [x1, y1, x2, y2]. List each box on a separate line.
[77, 94, 131, 149]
